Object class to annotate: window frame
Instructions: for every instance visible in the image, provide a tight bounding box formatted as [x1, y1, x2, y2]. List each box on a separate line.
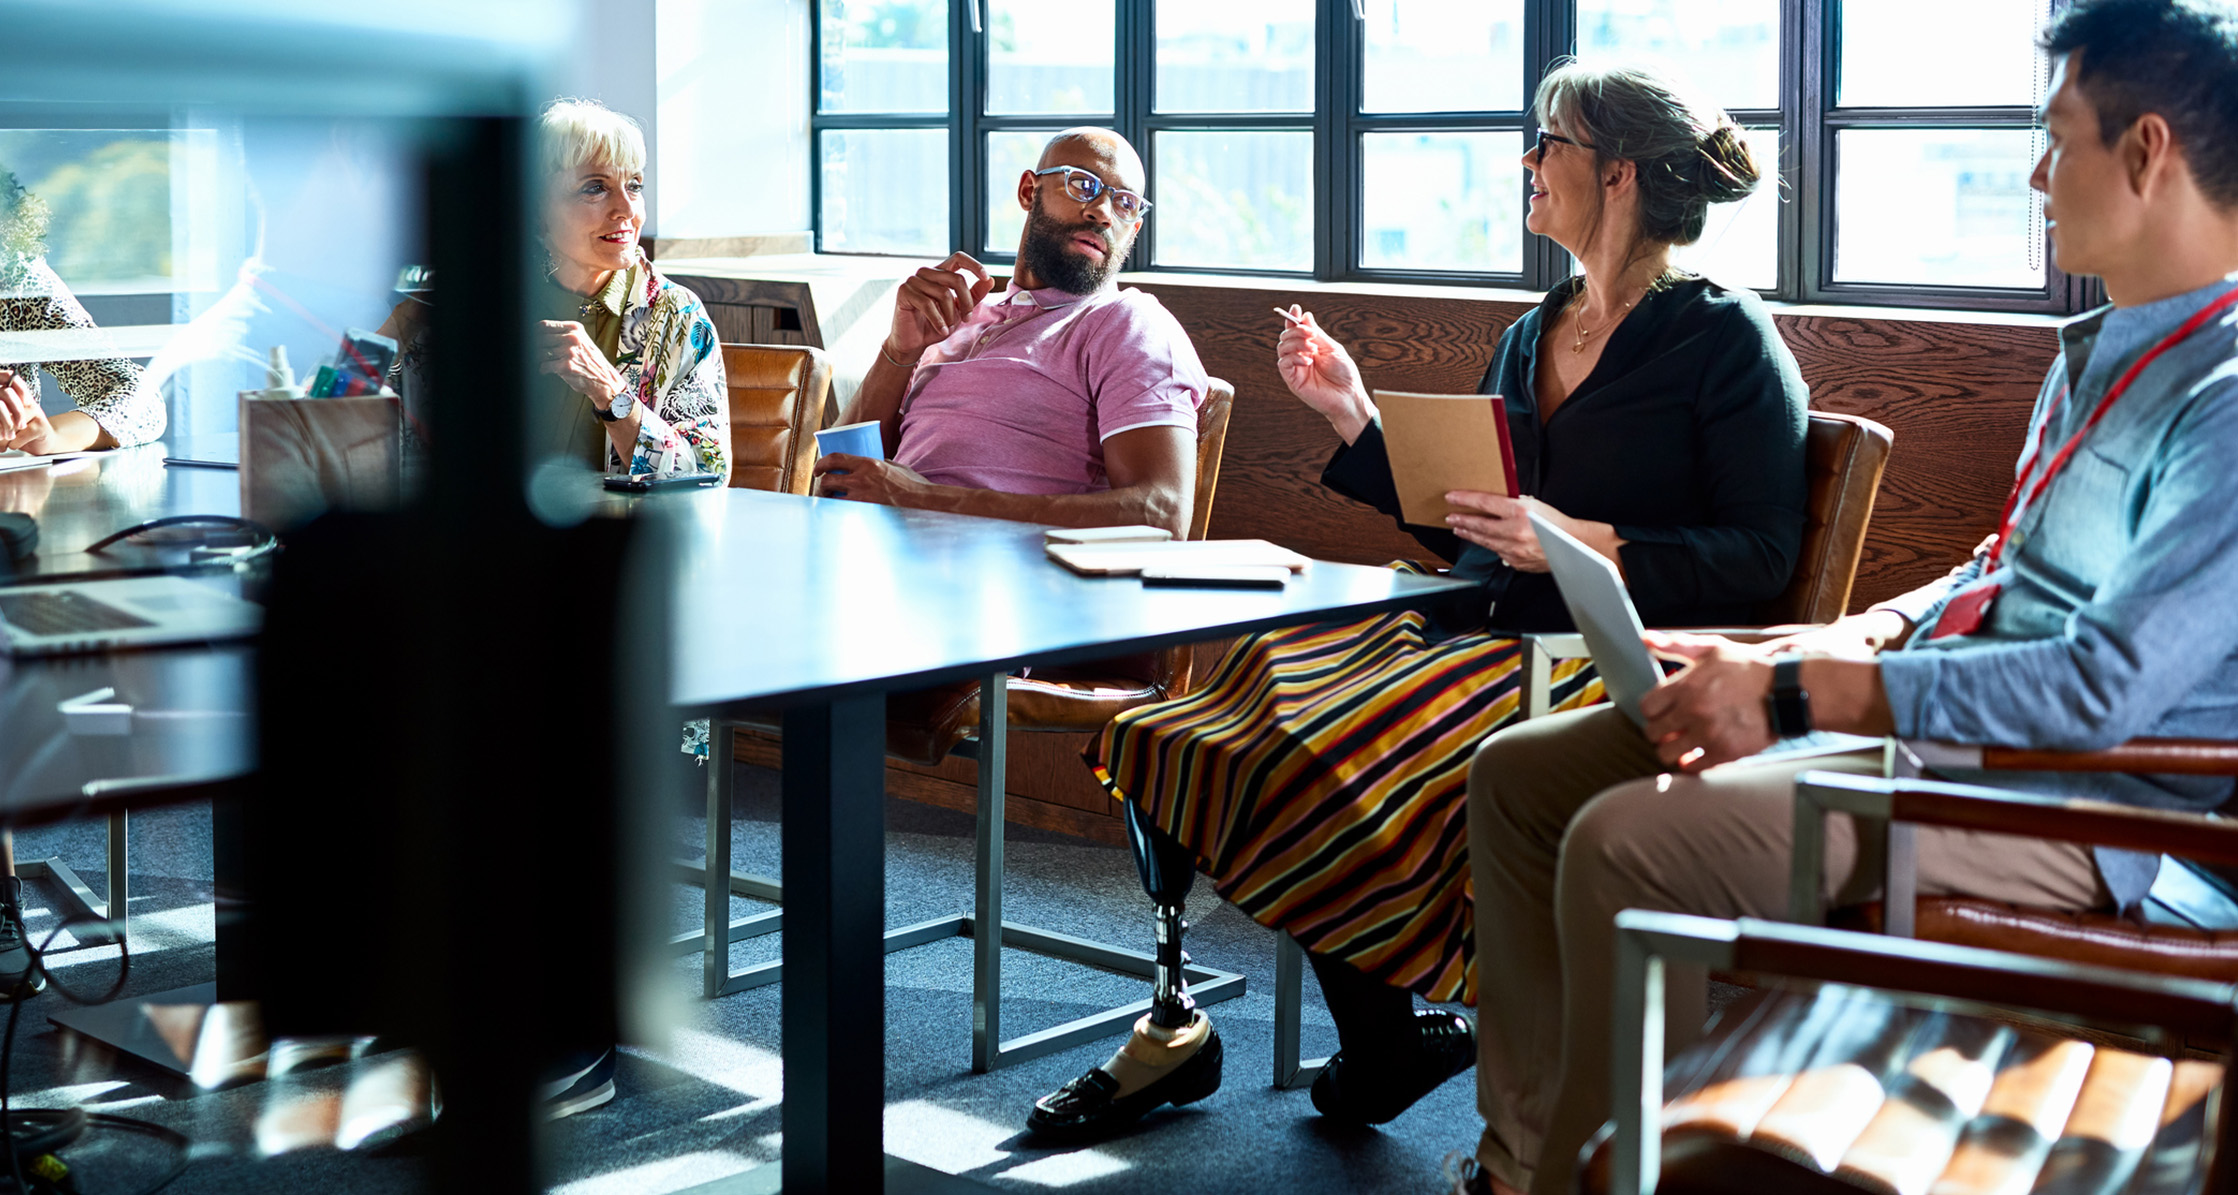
[809, 0, 2089, 315]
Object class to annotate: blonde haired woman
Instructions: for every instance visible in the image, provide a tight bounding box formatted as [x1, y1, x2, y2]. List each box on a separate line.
[386, 98, 729, 482]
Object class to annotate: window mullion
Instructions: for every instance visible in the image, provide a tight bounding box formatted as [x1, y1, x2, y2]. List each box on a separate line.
[1771, 0, 1804, 300]
[1320, 0, 1351, 281]
[951, 0, 981, 259]
[1123, 1, 1154, 272]
[1799, 0, 1832, 302]
[810, 3, 825, 253]
[1522, 0, 1576, 291]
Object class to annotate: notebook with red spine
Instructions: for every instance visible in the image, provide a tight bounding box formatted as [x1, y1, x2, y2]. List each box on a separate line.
[1372, 390, 1520, 528]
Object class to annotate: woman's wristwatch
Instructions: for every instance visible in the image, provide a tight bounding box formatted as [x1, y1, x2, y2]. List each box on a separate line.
[594, 388, 635, 423]
[1766, 657, 1812, 738]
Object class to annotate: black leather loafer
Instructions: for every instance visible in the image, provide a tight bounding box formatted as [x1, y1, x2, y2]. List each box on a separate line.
[1026, 1025, 1224, 1140]
[1310, 1010, 1474, 1125]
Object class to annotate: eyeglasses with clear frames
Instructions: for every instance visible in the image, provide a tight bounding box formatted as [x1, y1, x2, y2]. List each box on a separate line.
[1032, 165, 1152, 224]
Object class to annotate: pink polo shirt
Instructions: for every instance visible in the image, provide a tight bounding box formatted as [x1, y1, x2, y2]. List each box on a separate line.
[894, 282, 1207, 495]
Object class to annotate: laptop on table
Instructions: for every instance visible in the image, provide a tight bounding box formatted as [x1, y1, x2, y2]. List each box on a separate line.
[0, 576, 263, 658]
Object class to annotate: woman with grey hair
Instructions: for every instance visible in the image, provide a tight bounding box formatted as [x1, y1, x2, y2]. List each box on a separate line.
[385, 98, 729, 482]
[1033, 61, 1807, 1154]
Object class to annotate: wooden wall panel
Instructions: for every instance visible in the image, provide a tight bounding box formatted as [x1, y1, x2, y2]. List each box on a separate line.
[1135, 282, 2058, 611]
[1127, 280, 1526, 570]
[1778, 315, 2053, 605]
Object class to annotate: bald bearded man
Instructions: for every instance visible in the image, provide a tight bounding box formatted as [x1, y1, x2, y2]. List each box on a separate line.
[813, 128, 1207, 536]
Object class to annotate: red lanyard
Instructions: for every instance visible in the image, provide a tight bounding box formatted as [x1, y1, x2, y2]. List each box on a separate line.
[1983, 284, 2238, 570]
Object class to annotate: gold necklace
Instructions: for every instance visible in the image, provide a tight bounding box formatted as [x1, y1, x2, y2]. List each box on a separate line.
[1568, 284, 1638, 354]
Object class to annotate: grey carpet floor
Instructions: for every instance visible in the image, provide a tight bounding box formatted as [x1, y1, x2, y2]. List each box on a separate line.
[0, 760, 1484, 1194]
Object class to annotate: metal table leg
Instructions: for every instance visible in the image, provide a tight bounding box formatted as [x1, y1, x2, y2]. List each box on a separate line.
[20, 809, 129, 948]
[1272, 931, 1330, 1088]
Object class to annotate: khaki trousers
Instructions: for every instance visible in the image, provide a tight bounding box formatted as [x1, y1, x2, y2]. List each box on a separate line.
[1465, 706, 2110, 1195]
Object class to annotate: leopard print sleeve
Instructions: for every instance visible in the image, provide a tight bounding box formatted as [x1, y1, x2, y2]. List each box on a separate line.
[0, 259, 165, 447]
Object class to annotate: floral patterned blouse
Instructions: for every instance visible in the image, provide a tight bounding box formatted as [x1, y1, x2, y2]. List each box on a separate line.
[574, 254, 729, 478]
[389, 250, 729, 479]
[0, 256, 167, 447]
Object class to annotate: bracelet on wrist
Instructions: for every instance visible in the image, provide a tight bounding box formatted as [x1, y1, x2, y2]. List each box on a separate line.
[879, 340, 915, 371]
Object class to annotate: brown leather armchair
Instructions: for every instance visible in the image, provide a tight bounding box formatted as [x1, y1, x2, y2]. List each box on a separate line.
[721, 343, 832, 494]
[1793, 742, 2238, 978]
[1581, 909, 2232, 1195]
[1518, 410, 1894, 718]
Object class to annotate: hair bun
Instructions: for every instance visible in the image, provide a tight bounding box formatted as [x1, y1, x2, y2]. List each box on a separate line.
[1694, 123, 1762, 204]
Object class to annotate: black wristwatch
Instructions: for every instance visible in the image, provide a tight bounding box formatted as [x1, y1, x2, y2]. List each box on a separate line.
[1767, 657, 1812, 738]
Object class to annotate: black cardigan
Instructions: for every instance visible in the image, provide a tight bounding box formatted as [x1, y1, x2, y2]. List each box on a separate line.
[1322, 275, 1808, 633]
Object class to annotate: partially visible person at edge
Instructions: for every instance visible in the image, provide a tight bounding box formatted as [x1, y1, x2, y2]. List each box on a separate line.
[0, 163, 169, 1001]
[1451, 3, 2238, 1193]
[381, 97, 729, 484]
[1025, 62, 1809, 1142]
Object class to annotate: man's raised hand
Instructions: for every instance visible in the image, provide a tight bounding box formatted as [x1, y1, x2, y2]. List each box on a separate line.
[889, 251, 995, 359]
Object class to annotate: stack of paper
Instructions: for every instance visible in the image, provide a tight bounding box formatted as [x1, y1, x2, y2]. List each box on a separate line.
[1046, 539, 1314, 576]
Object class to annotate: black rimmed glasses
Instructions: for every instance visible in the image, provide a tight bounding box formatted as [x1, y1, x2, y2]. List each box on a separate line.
[1032, 165, 1152, 224]
[1533, 130, 1592, 165]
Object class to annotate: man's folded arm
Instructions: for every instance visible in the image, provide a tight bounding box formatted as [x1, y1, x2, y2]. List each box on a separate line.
[893, 423, 1196, 537]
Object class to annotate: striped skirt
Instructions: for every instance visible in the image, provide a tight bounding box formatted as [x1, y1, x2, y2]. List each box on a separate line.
[1090, 607, 1603, 1006]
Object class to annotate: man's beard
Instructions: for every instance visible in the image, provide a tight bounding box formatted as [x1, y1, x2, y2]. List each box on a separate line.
[1018, 195, 1127, 295]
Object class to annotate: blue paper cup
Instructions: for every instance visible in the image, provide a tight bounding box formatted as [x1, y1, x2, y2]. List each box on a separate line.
[814, 420, 885, 462]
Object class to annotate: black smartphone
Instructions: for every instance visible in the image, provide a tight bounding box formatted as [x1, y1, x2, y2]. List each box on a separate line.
[603, 472, 724, 493]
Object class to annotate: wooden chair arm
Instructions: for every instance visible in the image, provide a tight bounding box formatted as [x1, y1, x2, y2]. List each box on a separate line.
[1982, 737, 2238, 776]
[1808, 771, 2238, 864]
[1606, 910, 2238, 1195]
[1789, 771, 2238, 933]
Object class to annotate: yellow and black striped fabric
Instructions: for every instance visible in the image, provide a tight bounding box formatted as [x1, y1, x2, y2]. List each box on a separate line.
[1092, 606, 1602, 1006]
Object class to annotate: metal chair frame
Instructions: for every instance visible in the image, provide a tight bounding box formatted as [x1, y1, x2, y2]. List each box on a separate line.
[682, 677, 1245, 1073]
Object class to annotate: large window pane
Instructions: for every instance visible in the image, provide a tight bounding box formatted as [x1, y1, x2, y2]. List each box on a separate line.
[1155, 0, 1314, 114]
[1360, 132, 1523, 273]
[984, 129, 1068, 254]
[1672, 127, 1780, 291]
[1152, 131, 1311, 271]
[987, 0, 1114, 115]
[1578, 0, 1779, 112]
[821, 129, 949, 255]
[819, 0, 948, 114]
[0, 129, 199, 292]
[1840, 0, 2047, 108]
[1361, 0, 1523, 114]
[1834, 128, 2043, 289]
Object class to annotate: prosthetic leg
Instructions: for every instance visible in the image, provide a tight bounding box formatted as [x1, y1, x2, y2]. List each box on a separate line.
[1025, 802, 1224, 1138]
[1130, 799, 1202, 1033]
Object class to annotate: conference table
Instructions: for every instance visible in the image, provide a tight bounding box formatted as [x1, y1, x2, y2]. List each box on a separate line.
[1, 444, 1477, 1193]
